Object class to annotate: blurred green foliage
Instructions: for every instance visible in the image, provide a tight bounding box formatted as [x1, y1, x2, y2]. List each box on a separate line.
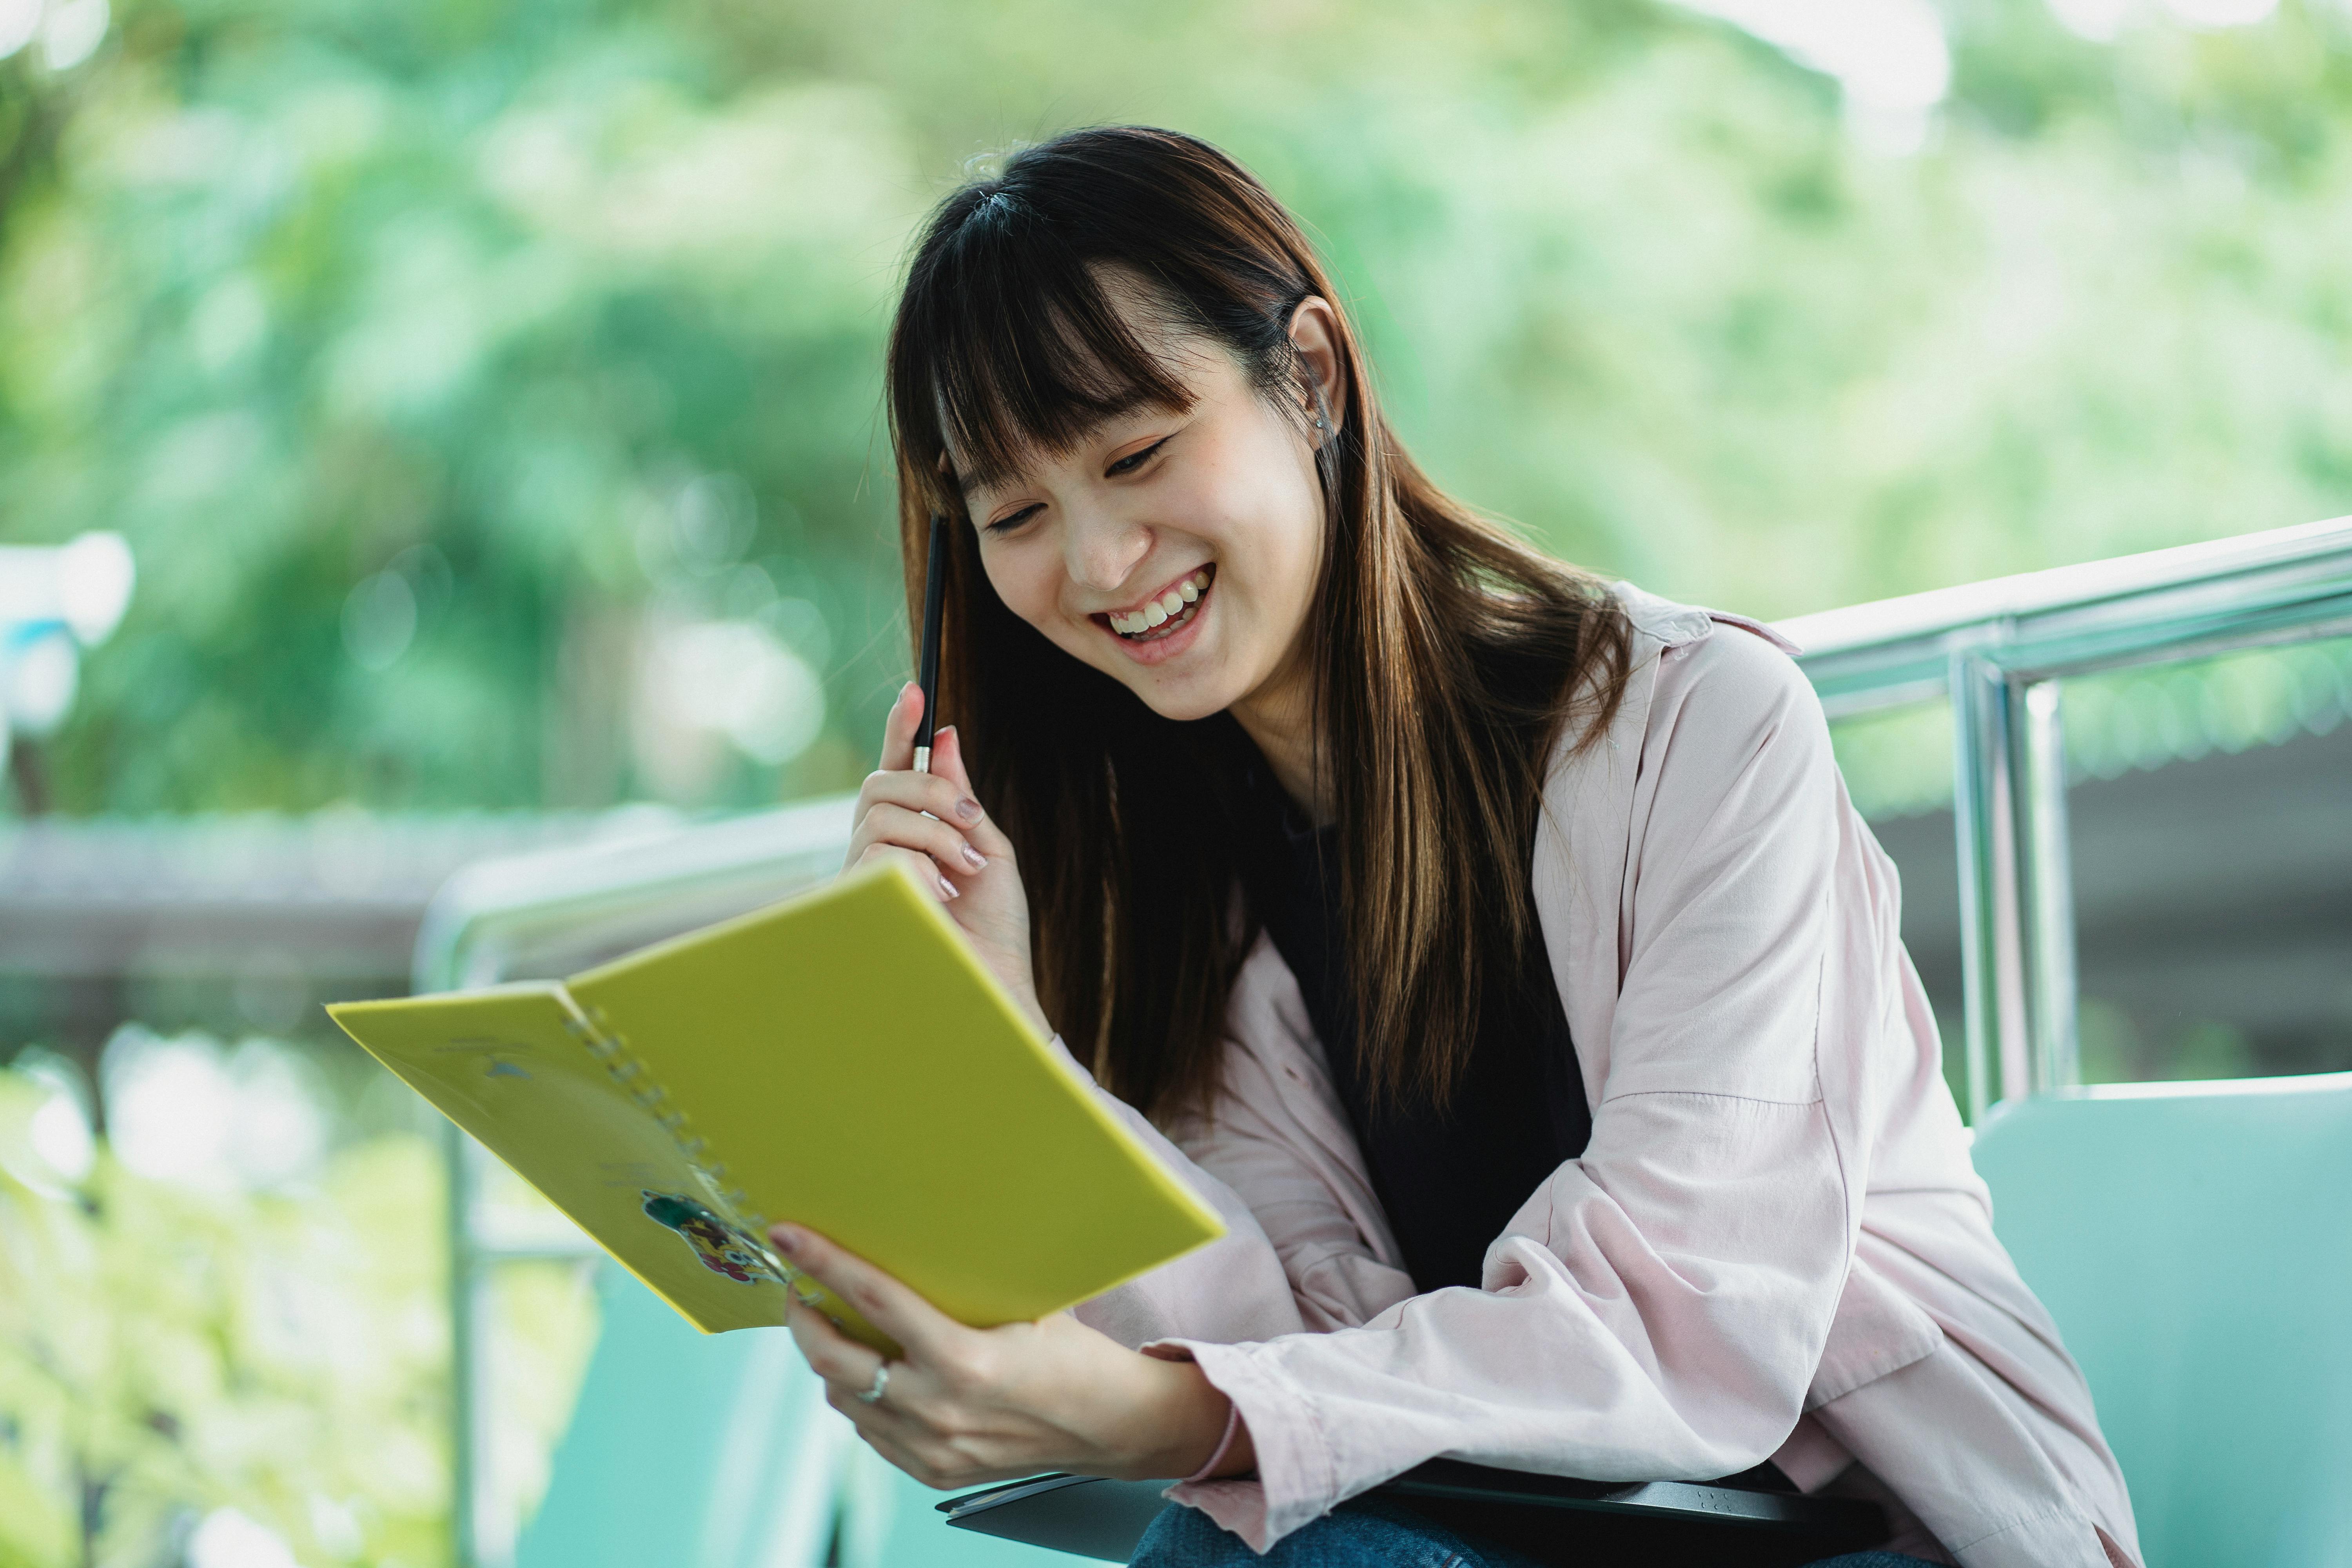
[0, 1065, 448, 1566]
[4, 0, 2351, 815]
[0, 1054, 594, 1568]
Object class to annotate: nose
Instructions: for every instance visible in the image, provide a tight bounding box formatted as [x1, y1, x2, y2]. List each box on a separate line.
[1062, 501, 1152, 596]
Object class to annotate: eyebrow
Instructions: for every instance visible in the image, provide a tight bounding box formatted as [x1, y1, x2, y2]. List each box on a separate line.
[950, 390, 1180, 495]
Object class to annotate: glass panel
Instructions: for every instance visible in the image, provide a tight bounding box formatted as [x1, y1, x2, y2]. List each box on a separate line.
[485, 1257, 604, 1555]
[2062, 637, 2352, 1084]
[1830, 700, 1967, 1114]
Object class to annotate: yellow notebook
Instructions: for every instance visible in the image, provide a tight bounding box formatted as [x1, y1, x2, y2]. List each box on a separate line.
[327, 860, 1224, 1351]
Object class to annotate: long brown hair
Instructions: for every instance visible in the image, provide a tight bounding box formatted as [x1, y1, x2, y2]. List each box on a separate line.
[887, 127, 1630, 1122]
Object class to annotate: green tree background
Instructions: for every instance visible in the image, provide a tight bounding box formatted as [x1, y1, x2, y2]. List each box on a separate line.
[4, 0, 2347, 817]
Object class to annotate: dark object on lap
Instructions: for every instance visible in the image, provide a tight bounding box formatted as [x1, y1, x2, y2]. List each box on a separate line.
[1379, 1459, 1886, 1566]
[940, 1458, 1886, 1565]
[940, 1472, 1176, 1560]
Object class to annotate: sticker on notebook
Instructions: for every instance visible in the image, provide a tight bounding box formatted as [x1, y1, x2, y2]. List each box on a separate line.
[640, 1190, 788, 1286]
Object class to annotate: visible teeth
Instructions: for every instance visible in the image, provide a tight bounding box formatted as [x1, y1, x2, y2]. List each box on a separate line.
[1107, 569, 1213, 638]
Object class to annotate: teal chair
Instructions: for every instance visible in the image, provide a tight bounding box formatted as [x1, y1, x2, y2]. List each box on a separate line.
[1972, 1072, 2352, 1568]
[516, 1264, 1080, 1567]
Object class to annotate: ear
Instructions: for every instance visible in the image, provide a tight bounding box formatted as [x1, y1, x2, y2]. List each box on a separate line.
[1285, 296, 1350, 444]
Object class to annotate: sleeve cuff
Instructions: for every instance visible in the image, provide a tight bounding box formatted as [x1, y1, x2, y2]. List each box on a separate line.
[1146, 1338, 1339, 1552]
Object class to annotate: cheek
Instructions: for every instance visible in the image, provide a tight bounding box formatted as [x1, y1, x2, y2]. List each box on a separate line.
[980, 545, 1061, 634]
[1197, 447, 1321, 620]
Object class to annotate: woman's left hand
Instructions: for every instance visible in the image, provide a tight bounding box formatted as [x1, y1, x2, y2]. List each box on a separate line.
[771, 1223, 1246, 1489]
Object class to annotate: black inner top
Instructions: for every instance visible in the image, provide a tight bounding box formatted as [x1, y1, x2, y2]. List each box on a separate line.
[1237, 764, 1592, 1293]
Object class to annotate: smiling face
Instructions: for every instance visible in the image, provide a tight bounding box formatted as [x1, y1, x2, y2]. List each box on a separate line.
[956, 305, 1336, 737]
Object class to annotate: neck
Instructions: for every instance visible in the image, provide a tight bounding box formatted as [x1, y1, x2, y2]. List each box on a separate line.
[1229, 658, 1333, 826]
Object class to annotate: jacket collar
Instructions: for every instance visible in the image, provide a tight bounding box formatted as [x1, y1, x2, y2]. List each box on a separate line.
[1610, 579, 1802, 657]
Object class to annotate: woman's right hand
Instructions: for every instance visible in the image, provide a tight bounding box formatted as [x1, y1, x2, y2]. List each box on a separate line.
[846, 682, 1049, 1040]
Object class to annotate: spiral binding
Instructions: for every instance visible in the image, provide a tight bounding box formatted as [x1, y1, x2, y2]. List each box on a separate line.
[555, 993, 815, 1297]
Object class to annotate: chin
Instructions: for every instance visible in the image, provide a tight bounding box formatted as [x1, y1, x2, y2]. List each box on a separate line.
[1131, 684, 1238, 724]
[1099, 657, 1246, 725]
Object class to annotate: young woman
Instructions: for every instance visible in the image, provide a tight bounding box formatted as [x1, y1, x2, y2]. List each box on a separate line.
[770, 126, 2140, 1568]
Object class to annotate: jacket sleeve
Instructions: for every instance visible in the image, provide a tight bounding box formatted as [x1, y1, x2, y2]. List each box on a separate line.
[1154, 936, 1421, 1334]
[1155, 632, 1858, 1550]
[1045, 1036, 1309, 1350]
[1064, 938, 1416, 1346]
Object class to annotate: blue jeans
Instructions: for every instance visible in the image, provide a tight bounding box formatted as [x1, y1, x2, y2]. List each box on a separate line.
[1131, 1497, 1940, 1568]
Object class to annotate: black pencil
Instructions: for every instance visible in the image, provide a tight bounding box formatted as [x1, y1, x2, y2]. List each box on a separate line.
[913, 512, 947, 773]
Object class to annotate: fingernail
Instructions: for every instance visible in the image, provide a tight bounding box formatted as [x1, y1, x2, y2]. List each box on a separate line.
[961, 844, 988, 870]
[955, 798, 983, 823]
[938, 875, 960, 900]
[770, 1225, 805, 1255]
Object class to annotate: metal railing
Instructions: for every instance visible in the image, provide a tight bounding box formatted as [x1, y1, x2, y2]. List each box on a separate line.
[1780, 514, 2352, 1121]
[415, 513, 2352, 1566]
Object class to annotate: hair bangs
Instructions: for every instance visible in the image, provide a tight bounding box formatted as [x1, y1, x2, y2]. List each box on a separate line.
[901, 200, 1196, 497]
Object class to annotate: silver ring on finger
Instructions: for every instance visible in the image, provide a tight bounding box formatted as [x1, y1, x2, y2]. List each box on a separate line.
[856, 1361, 892, 1405]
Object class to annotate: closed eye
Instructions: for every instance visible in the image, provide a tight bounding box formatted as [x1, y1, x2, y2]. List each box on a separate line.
[1107, 436, 1172, 477]
[980, 435, 1170, 534]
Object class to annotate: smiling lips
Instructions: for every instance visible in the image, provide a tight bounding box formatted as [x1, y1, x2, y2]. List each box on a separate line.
[1104, 567, 1213, 641]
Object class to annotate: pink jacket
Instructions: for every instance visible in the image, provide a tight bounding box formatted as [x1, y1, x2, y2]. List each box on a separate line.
[1065, 586, 2141, 1567]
